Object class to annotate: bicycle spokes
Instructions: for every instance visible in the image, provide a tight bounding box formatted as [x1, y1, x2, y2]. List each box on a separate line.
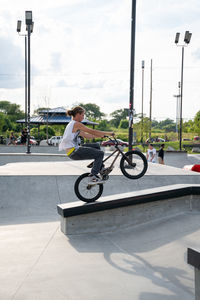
[120, 150, 148, 179]
[74, 173, 104, 202]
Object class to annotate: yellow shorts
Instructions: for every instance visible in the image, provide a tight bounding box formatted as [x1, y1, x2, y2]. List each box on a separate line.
[66, 147, 75, 156]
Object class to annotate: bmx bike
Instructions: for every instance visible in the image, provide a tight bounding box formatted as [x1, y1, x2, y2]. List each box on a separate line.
[74, 136, 148, 203]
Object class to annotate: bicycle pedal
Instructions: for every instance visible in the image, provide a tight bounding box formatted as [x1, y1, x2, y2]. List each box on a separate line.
[87, 162, 93, 168]
[102, 175, 109, 181]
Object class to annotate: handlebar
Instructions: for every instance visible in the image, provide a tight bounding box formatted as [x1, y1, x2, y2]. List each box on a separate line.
[103, 135, 119, 146]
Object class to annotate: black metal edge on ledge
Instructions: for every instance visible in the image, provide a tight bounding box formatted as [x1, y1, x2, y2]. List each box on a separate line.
[188, 248, 200, 269]
[57, 185, 200, 218]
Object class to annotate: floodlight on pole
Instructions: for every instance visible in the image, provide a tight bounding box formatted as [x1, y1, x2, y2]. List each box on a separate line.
[31, 22, 34, 33]
[175, 32, 180, 44]
[25, 11, 32, 25]
[184, 31, 192, 44]
[16, 20, 28, 130]
[17, 20, 22, 33]
[141, 60, 145, 143]
[128, 0, 137, 151]
[174, 31, 192, 151]
[25, 10, 33, 154]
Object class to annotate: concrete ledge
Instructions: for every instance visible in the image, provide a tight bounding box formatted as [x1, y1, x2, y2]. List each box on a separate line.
[188, 248, 200, 270]
[57, 184, 200, 235]
[188, 248, 200, 299]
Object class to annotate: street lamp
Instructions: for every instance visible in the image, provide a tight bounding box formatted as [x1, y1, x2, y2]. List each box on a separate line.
[25, 11, 33, 154]
[129, 0, 136, 151]
[17, 20, 28, 128]
[141, 60, 145, 143]
[173, 82, 181, 136]
[17, 12, 34, 154]
[174, 31, 192, 151]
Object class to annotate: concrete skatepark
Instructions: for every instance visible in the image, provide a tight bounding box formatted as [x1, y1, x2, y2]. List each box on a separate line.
[0, 145, 200, 299]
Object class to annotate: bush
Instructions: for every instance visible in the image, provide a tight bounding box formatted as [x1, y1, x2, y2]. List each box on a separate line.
[119, 119, 129, 129]
[97, 120, 111, 131]
[30, 125, 56, 140]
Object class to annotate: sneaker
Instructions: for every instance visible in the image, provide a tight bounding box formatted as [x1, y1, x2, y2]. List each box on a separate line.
[100, 166, 113, 175]
[88, 174, 105, 185]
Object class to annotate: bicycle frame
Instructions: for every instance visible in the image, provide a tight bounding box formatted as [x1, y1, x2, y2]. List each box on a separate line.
[102, 137, 133, 169]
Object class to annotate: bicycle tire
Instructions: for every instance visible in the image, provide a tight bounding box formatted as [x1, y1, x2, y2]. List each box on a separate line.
[74, 172, 104, 202]
[120, 150, 148, 179]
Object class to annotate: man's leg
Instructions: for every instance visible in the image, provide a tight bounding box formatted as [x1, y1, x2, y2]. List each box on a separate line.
[70, 146, 104, 176]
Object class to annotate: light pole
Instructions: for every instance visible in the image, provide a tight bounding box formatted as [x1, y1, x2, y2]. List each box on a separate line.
[26, 11, 34, 154]
[17, 13, 34, 154]
[149, 59, 153, 140]
[128, 0, 136, 151]
[141, 60, 145, 143]
[173, 82, 181, 136]
[17, 20, 28, 127]
[175, 31, 192, 151]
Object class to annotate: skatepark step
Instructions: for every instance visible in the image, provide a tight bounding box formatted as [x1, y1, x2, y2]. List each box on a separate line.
[57, 184, 200, 235]
[188, 248, 200, 299]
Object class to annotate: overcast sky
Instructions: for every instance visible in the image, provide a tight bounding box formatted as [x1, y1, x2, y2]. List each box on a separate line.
[0, 0, 200, 121]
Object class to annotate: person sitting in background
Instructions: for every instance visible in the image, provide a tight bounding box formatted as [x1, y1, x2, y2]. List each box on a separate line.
[21, 128, 27, 145]
[8, 132, 16, 145]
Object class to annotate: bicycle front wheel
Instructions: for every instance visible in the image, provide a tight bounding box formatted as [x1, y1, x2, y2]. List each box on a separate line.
[74, 173, 104, 203]
[120, 150, 148, 179]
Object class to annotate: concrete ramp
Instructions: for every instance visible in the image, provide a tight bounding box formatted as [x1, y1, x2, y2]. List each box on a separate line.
[57, 184, 200, 235]
[0, 161, 199, 224]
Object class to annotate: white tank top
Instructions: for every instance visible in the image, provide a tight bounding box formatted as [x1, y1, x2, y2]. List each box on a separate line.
[59, 120, 80, 151]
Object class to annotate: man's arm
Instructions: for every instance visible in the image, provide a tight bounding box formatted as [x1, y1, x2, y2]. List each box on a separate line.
[79, 131, 95, 139]
[74, 122, 113, 138]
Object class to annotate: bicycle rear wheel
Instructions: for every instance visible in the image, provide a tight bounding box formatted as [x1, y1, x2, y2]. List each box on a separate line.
[74, 173, 104, 202]
[120, 150, 148, 179]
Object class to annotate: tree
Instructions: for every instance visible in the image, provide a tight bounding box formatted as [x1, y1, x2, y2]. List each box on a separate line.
[194, 111, 200, 135]
[119, 119, 129, 129]
[110, 109, 128, 128]
[78, 103, 105, 120]
[97, 120, 110, 131]
[183, 119, 195, 133]
[0, 112, 12, 133]
[34, 107, 51, 115]
[163, 123, 176, 132]
[0, 101, 24, 122]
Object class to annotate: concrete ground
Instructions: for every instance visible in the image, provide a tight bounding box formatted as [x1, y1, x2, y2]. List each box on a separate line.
[0, 212, 199, 300]
[0, 147, 200, 299]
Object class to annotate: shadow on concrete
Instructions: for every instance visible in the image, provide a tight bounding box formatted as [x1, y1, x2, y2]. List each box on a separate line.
[139, 293, 187, 299]
[103, 251, 193, 298]
[67, 212, 199, 298]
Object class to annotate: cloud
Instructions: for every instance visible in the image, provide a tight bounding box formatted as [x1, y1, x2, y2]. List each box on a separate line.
[56, 79, 77, 88]
[0, 36, 24, 89]
[80, 80, 105, 89]
[192, 48, 200, 60]
[51, 52, 62, 72]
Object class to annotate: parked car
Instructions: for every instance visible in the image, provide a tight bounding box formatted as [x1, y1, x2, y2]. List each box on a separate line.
[48, 136, 63, 146]
[101, 139, 128, 147]
[145, 138, 154, 143]
[146, 137, 165, 143]
[157, 138, 165, 142]
[15, 136, 37, 145]
[194, 136, 200, 141]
